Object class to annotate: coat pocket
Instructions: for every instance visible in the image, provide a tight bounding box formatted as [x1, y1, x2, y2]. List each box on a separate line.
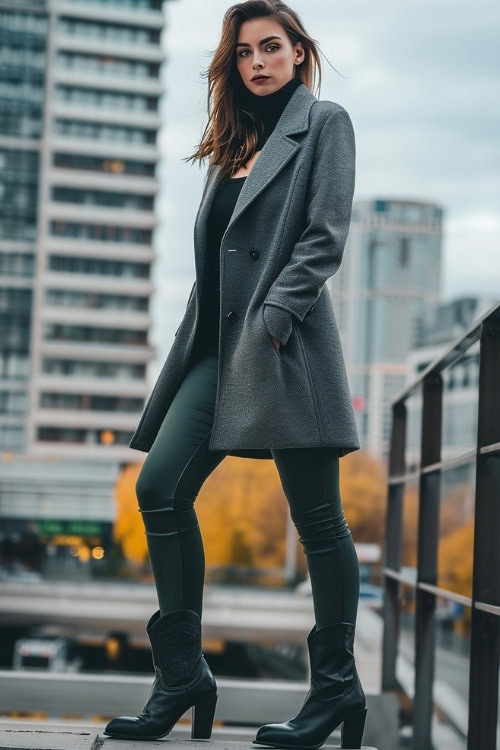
[261, 305, 284, 361]
[269, 331, 283, 361]
[262, 303, 294, 347]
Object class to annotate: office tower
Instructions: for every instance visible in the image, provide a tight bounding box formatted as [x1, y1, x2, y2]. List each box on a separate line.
[328, 198, 444, 460]
[0, 0, 167, 459]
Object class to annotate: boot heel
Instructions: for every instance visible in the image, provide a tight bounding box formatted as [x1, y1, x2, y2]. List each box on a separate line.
[191, 692, 218, 740]
[341, 705, 367, 749]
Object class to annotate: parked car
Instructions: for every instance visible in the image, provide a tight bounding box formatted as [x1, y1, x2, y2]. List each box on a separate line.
[0, 565, 42, 583]
[13, 634, 82, 672]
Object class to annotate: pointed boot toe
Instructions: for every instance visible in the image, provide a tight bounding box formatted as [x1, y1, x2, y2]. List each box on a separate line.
[253, 719, 326, 750]
[254, 722, 290, 744]
[254, 721, 308, 748]
[104, 716, 129, 735]
[103, 715, 155, 739]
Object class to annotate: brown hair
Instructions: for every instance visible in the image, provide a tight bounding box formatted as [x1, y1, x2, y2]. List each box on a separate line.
[184, 0, 323, 181]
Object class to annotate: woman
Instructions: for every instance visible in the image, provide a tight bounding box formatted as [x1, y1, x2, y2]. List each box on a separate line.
[104, 1, 367, 748]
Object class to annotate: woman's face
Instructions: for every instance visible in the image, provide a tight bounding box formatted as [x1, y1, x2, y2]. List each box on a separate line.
[235, 17, 304, 95]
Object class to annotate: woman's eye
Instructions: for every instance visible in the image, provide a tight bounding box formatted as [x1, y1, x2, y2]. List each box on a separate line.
[238, 44, 279, 57]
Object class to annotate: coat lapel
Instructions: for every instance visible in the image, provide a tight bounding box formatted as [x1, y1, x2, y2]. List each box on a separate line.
[193, 82, 317, 282]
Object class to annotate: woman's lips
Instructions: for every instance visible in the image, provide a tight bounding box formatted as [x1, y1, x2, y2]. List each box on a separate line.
[252, 76, 270, 84]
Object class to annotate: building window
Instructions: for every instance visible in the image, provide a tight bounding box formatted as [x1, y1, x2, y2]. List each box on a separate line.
[399, 237, 410, 267]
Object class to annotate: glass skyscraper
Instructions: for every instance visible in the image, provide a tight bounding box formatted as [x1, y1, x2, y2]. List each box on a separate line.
[328, 198, 444, 460]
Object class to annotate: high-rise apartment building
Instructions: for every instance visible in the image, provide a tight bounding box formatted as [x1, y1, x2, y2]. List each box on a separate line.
[0, 0, 166, 459]
[329, 198, 444, 460]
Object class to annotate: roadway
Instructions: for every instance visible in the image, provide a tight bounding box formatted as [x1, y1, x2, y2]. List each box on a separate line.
[0, 580, 372, 645]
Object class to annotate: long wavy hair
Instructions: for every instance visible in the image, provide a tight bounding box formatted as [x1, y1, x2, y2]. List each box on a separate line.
[184, 0, 323, 181]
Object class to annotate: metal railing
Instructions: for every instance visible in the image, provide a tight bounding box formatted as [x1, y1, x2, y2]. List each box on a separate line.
[382, 300, 500, 750]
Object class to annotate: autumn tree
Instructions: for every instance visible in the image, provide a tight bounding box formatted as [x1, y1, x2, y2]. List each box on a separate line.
[113, 450, 388, 583]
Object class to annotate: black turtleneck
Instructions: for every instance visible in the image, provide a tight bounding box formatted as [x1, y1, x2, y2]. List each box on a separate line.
[191, 76, 303, 361]
[237, 75, 303, 150]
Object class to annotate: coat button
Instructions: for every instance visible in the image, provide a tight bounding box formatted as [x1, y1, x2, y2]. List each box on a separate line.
[226, 311, 237, 322]
[249, 249, 260, 259]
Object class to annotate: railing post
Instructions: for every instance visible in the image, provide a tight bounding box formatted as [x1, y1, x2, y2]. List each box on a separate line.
[467, 314, 500, 750]
[413, 373, 442, 750]
[382, 400, 406, 690]
[381, 302, 500, 747]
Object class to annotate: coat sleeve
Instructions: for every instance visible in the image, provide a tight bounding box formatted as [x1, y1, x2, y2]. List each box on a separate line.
[175, 280, 196, 337]
[175, 164, 212, 337]
[262, 106, 356, 346]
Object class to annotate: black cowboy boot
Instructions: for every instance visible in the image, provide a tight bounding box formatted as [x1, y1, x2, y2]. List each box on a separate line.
[253, 621, 367, 750]
[103, 608, 218, 741]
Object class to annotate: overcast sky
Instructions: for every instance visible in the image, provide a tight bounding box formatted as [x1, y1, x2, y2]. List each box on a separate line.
[149, 0, 499, 367]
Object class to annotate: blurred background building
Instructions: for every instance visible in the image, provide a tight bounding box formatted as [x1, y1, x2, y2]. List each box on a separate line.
[0, 0, 166, 458]
[329, 197, 444, 461]
[405, 294, 498, 465]
[0, 0, 168, 574]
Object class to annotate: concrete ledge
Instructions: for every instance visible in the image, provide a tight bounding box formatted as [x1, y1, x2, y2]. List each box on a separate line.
[0, 672, 381, 724]
[0, 721, 378, 749]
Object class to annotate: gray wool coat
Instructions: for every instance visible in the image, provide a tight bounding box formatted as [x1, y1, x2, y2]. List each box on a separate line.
[129, 82, 360, 460]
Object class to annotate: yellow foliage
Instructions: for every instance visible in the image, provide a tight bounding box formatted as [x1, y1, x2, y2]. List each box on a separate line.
[196, 456, 288, 570]
[402, 484, 419, 568]
[338, 450, 388, 546]
[112, 450, 388, 575]
[439, 519, 474, 600]
[113, 462, 147, 564]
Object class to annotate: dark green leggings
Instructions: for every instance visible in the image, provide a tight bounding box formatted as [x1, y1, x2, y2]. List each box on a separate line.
[135, 353, 360, 629]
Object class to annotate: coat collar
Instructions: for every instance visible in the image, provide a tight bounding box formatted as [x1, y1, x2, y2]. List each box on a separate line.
[194, 82, 317, 268]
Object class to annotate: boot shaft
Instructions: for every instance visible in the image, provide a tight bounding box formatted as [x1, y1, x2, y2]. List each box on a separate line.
[306, 621, 357, 697]
[147, 608, 203, 688]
